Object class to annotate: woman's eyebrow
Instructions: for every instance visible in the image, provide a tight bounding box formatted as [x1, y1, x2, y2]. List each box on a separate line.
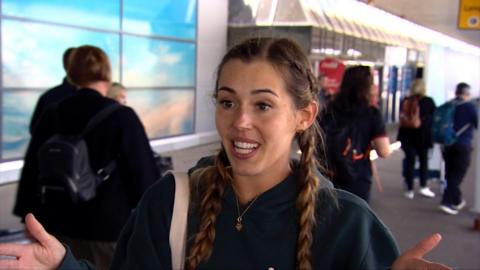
[217, 87, 279, 98]
[251, 89, 279, 97]
[217, 86, 236, 94]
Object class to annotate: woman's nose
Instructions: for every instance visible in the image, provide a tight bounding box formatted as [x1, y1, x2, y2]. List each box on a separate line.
[232, 108, 252, 130]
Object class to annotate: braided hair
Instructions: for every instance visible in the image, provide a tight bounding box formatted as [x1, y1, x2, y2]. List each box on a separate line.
[187, 37, 330, 269]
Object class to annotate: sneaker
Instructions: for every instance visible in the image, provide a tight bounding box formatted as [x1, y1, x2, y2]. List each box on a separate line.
[439, 204, 459, 215]
[419, 187, 435, 198]
[404, 191, 414, 199]
[453, 200, 466, 211]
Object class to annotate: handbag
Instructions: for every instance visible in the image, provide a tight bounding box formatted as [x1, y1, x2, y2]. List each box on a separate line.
[169, 172, 190, 270]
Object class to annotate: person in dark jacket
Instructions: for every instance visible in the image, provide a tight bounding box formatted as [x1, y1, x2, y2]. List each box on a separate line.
[12, 45, 159, 270]
[1, 38, 450, 270]
[29, 47, 77, 134]
[397, 79, 437, 199]
[439, 82, 478, 215]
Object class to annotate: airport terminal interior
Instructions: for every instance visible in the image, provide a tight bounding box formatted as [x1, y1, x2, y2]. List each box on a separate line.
[0, 0, 479, 269]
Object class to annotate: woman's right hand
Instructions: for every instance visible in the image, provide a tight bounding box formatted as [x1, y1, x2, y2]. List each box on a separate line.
[0, 213, 66, 270]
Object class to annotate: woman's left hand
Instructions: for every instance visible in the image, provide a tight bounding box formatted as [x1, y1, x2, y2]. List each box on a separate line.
[391, 233, 451, 270]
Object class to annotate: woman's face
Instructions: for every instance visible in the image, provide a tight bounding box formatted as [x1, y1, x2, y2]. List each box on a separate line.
[215, 59, 314, 181]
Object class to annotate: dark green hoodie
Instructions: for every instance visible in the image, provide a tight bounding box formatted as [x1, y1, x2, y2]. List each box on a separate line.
[60, 166, 399, 270]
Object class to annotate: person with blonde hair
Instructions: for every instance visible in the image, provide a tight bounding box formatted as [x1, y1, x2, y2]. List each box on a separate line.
[397, 78, 437, 199]
[107, 82, 127, 105]
[1, 39, 450, 270]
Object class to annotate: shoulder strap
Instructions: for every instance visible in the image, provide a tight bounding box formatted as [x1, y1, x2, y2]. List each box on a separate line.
[170, 172, 190, 270]
[82, 103, 122, 136]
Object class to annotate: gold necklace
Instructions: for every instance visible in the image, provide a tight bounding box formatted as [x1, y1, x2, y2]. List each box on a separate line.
[234, 194, 259, 232]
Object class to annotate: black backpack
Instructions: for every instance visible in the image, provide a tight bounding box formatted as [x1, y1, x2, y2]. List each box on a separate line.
[38, 103, 121, 204]
[320, 112, 369, 189]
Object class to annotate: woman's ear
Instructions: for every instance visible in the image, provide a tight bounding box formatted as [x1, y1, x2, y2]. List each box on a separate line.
[296, 101, 318, 131]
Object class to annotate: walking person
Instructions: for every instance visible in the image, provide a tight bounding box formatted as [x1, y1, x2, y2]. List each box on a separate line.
[12, 45, 159, 270]
[0, 38, 450, 270]
[439, 82, 478, 215]
[319, 65, 391, 202]
[397, 79, 437, 199]
[30, 47, 77, 134]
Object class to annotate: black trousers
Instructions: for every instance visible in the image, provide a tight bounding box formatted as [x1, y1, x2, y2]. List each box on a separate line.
[402, 144, 429, 190]
[442, 144, 472, 206]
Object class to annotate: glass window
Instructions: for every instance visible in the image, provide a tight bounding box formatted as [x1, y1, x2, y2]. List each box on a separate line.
[2, 90, 42, 159]
[127, 89, 195, 138]
[2, 19, 120, 88]
[123, 36, 195, 87]
[2, 0, 120, 31]
[0, 0, 198, 161]
[123, 0, 196, 40]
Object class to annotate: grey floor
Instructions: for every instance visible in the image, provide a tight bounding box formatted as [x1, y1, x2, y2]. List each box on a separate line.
[370, 150, 480, 270]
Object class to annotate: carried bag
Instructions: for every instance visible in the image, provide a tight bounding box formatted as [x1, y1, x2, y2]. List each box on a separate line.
[169, 172, 190, 270]
[320, 112, 369, 188]
[432, 99, 469, 145]
[399, 96, 421, 128]
[38, 103, 121, 203]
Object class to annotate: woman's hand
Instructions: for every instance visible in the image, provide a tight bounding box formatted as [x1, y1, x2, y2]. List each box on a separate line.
[0, 213, 66, 270]
[391, 233, 451, 270]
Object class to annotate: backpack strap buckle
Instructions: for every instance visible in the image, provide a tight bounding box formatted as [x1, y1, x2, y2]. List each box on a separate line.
[97, 168, 111, 181]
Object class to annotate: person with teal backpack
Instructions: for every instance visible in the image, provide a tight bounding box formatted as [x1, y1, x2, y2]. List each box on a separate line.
[435, 83, 478, 215]
[432, 96, 470, 146]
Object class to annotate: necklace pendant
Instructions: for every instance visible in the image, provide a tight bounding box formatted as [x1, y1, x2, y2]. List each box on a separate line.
[235, 221, 243, 231]
[235, 217, 243, 231]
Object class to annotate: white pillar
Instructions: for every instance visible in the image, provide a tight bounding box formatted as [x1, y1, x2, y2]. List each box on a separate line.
[473, 100, 480, 214]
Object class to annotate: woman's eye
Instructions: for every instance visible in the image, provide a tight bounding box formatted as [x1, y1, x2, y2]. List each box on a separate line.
[219, 100, 234, 109]
[256, 102, 271, 111]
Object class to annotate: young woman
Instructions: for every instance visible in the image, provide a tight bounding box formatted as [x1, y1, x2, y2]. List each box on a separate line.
[319, 66, 391, 202]
[0, 38, 450, 270]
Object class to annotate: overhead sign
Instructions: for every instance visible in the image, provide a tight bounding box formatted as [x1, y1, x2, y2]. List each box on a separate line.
[458, 0, 480, 30]
[318, 58, 345, 95]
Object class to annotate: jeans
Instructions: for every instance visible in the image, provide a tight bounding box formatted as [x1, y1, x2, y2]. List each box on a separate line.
[442, 144, 471, 206]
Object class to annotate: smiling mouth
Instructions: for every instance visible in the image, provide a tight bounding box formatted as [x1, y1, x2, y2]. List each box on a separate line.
[233, 141, 259, 154]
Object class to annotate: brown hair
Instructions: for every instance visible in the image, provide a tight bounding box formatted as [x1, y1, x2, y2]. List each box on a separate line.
[331, 65, 373, 114]
[187, 38, 328, 270]
[62, 47, 76, 71]
[67, 45, 111, 87]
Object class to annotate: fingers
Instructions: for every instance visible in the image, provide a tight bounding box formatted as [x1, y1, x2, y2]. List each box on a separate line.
[24, 213, 52, 247]
[427, 262, 453, 270]
[405, 233, 442, 258]
[0, 259, 20, 270]
[0, 243, 23, 257]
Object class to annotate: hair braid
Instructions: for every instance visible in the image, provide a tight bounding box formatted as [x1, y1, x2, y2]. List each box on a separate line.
[187, 149, 230, 269]
[296, 127, 320, 270]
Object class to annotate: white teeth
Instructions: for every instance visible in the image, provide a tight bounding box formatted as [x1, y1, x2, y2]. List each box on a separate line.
[234, 141, 258, 149]
[235, 148, 254, 154]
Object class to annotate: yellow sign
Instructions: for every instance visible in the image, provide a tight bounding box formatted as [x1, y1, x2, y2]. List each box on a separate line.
[458, 0, 480, 30]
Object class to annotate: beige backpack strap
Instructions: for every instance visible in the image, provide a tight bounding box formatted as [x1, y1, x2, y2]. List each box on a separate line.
[169, 172, 190, 270]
